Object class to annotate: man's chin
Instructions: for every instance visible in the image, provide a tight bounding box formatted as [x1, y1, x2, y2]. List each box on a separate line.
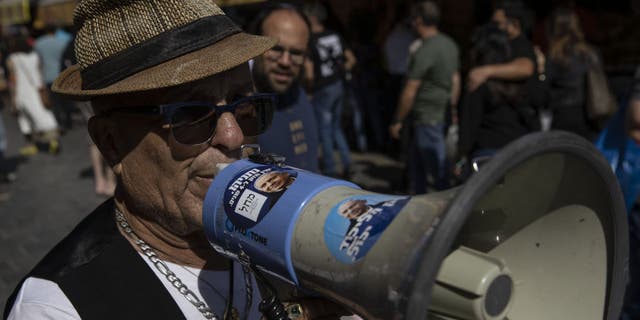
[268, 80, 292, 93]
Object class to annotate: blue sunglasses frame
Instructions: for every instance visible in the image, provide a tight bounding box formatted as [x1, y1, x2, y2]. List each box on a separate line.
[107, 93, 276, 145]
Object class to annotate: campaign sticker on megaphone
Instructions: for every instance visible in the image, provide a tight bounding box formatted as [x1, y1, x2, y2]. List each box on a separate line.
[223, 165, 298, 229]
[324, 195, 410, 263]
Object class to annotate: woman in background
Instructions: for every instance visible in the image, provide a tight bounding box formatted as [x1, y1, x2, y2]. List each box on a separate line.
[547, 8, 599, 141]
[6, 34, 60, 156]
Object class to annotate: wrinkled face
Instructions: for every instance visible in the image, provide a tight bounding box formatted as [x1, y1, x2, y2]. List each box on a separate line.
[91, 65, 254, 236]
[253, 9, 309, 93]
[254, 171, 291, 193]
[338, 199, 369, 220]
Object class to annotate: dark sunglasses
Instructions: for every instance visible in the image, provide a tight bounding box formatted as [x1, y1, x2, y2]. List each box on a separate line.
[107, 93, 276, 145]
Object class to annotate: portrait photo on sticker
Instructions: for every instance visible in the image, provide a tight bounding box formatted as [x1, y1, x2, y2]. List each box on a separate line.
[324, 195, 410, 263]
[223, 166, 298, 229]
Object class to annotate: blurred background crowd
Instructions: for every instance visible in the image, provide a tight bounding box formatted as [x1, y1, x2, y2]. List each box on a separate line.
[1, 0, 640, 318]
[2, 0, 640, 193]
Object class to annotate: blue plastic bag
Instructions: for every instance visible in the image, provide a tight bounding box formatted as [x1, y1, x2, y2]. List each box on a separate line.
[596, 100, 640, 319]
[595, 106, 640, 212]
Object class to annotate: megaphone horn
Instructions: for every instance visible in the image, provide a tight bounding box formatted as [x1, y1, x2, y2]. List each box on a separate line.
[203, 131, 628, 320]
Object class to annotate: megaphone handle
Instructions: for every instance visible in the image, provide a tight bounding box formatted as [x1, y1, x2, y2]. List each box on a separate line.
[236, 249, 289, 319]
[259, 295, 289, 320]
[254, 265, 290, 320]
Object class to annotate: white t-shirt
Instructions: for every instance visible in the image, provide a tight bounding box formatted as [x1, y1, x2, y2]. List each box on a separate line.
[8, 255, 364, 320]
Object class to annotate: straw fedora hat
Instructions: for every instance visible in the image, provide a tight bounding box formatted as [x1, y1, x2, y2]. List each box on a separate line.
[52, 0, 276, 100]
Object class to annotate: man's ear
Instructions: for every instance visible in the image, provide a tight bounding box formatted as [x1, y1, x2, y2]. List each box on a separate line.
[88, 115, 123, 176]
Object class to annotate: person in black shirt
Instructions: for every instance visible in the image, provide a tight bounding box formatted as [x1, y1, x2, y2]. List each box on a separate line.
[468, 1, 535, 92]
[467, 0, 543, 133]
[457, 26, 528, 176]
[302, 2, 357, 178]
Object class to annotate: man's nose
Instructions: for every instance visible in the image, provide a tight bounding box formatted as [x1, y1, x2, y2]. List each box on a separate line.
[278, 50, 292, 66]
[209, 112, 244, 150]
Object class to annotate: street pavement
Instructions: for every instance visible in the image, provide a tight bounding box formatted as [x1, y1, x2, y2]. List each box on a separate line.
[0, 107, 405, 312]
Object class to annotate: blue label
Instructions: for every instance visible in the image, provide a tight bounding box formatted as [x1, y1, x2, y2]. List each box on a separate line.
[324, 195, 410, 263]
[223, 166, 298, 229]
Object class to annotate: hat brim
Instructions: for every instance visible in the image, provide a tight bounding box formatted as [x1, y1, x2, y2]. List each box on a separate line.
[52, 32, 276, 100]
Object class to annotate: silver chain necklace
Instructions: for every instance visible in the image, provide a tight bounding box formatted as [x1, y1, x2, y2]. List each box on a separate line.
[114, 208, 253, 320]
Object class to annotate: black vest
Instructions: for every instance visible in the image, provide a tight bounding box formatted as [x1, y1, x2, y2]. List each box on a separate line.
[3, 200, 185, 319]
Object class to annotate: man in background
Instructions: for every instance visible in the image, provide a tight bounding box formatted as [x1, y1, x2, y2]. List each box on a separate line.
[389, 1, 460, 194]
[34, 26, 73, 132]
[304, 2, 357, 178]
[252, 4, 320, 172]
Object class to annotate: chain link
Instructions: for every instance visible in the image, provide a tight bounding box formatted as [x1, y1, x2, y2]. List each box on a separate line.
[236, 251, 254, 318]
[115, 208, 251, 320]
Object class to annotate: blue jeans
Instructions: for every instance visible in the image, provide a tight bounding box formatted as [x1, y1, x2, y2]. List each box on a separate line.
[313, 80, 351, 176]
[409, 123, 448, 194]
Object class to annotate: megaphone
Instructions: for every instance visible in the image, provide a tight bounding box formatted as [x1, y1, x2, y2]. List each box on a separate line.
[203, 131, 628, 319]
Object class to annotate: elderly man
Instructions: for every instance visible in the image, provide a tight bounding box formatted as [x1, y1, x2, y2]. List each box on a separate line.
[252, 4, 319, 172]
[4, 1, 343, 319]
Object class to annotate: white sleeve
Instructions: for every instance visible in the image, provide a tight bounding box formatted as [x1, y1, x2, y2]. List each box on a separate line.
[6, 277, 81, 320]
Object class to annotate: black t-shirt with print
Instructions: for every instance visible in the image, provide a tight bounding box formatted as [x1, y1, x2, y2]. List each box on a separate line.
[308, 30, 347, 90]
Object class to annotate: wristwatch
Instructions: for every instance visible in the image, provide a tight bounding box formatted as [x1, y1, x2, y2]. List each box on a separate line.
[285, 303, 305, 319]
